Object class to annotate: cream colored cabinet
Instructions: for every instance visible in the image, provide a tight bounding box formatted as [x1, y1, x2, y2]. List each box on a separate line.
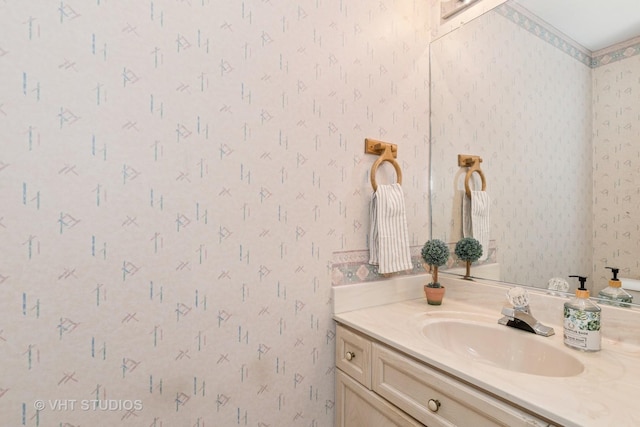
[372, 343, 550, 427]
[336, 370, 422, 427]
[336, 322, 372, 388]
[335, 323, 551, 427]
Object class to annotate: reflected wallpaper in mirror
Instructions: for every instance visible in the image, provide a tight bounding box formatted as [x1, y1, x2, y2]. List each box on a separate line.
[430, 2, 592, 288]
[430, 1, 640, 297]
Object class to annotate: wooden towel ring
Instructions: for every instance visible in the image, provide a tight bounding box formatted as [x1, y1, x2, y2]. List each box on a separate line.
[458, 154, 486, 197]
[366, 138, 403, 191]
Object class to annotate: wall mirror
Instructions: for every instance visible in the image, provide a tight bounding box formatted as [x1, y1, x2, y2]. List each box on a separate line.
[430, 0, 640, 307]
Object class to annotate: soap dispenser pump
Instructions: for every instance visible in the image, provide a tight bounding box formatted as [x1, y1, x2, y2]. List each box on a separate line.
[598, 267, 633, 307]
[564, 275, 601, 352]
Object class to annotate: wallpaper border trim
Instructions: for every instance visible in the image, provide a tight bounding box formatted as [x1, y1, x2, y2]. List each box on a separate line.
[496, 3, 640, 69]
[331, 241, 497, 286]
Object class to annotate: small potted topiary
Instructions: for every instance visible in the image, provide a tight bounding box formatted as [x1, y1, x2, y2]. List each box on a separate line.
[421, 239, 450, 305]
[454, 237, 483, 280]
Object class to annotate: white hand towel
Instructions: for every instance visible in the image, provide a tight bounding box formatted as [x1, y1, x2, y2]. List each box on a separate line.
[369, 183, 412, 274]
[462, 190, 472, 239]
[462, 190, 490, 261]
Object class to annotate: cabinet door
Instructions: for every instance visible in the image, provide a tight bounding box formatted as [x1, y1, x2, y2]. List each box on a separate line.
[336, 370, 422, 427]
[372, 344, 550, 427]
[336, 324, 372, 388]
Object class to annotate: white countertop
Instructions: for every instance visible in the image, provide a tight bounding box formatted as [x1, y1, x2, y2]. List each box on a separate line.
[333, 274, 640, 427]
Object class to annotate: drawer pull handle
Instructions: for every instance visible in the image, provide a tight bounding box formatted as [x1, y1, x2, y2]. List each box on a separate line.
[345, 351, 355, 361]
[427, 399, 441, 412]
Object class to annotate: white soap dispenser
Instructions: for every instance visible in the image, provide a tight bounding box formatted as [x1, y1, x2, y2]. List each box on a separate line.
[598, 267, 633, 307]
[564, 275, 601, 352]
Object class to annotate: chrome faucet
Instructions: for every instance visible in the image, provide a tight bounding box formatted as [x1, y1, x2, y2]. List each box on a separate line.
[498, 287, 555, 337]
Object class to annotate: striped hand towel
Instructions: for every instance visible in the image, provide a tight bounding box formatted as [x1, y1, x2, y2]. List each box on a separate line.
[463, 190, 490, 261]
[369, 183, 413, 274]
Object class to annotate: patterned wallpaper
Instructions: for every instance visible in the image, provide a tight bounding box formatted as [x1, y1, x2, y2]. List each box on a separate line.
[430, 1, 640, 293]
[430, 4, 593, 288]
[593, 54, 640, 287]
[0, 1, 430, 425]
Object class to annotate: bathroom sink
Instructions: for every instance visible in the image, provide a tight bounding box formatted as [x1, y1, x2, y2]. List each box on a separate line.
[422, 318, 584, 377]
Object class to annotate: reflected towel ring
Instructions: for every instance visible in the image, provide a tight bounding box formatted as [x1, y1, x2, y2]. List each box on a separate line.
[458, 154, 487, 197]
[366, 138, 403, 191]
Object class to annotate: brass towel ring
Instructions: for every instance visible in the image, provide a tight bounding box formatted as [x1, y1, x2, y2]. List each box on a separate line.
[458, 154, 486, 197]
[366, 138, 403, 191]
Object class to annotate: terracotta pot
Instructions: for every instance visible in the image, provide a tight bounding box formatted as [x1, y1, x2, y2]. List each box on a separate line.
[424, 285, 446, 305]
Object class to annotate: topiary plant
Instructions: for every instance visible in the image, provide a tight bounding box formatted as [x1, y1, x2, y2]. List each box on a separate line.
[421, 239, 450, 287]
[454, 237, 483, 279]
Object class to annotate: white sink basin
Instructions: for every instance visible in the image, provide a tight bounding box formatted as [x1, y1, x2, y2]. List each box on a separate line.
[422, 317, 584, 377]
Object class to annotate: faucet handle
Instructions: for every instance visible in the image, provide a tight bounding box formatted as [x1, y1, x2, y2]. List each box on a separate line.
[506, 287, 529, 309]
[501, 305, 516, 318]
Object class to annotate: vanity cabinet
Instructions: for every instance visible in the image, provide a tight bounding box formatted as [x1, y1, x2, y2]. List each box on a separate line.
[335, 323, 551, 427]
[336, 322, 372, 388]
[336, 370, 422, 427]
[336, 325, 421, 426]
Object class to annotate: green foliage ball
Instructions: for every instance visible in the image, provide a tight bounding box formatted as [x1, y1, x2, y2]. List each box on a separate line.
[421, 239, 450, 267]
[454, 237, 483, 262]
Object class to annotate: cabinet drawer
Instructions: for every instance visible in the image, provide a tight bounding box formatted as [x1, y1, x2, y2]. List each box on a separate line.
[336, 324, 372, 388]
[372, 344, 550, 427]
[336, 370, 422, 427]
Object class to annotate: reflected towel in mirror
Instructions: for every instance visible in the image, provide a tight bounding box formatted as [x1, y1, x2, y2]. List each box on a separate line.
[463, 190, 490, 261]
[369, 183, 412, 274]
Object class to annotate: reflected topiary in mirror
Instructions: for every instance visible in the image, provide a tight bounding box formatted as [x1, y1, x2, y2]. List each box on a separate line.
[455, 237, 482, 279]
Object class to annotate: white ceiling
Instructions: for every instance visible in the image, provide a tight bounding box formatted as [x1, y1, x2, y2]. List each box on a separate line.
[515, 0, 640, 51]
